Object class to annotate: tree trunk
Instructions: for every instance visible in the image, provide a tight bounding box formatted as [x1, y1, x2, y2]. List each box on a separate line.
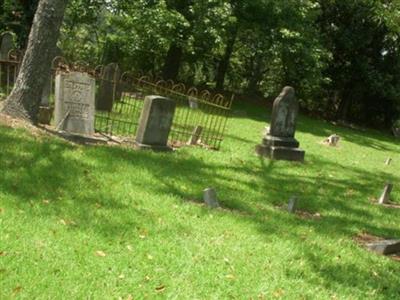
[215, 25, 238, 90]
[1, 0, 69, 123]
[336, 93, 352, 121]
[162, 43, 183, 81]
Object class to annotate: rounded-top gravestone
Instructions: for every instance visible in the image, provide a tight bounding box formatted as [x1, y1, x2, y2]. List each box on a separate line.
[0, 32, 14, 60]
[269, 86, 298, 138]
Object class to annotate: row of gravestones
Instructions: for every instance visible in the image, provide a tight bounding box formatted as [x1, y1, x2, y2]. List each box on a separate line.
[55, 70, 304, 158]
[54, 71, 175, 150]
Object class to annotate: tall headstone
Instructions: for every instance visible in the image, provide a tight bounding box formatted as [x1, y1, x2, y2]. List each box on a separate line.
[55, 72, 95, 136]
[96, 63, 121, 111]
[256, 86, 305, 162]
[0, 32, 14, 60]
[135, 95, 176, 151]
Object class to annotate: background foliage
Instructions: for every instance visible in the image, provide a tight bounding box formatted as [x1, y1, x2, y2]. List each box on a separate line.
[1, 0, 400, 129]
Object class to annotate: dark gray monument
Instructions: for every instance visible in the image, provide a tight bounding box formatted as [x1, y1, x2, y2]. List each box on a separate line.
[256, 86, 305, 162]
[96, 63, 121, 111]
[55, 72, 95, 136]
[0, 32, 14, 60]
[135, 96, 176, 151]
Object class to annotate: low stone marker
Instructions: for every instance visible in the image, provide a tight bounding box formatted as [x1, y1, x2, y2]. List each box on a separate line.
[385, 158, 392, 166]
[188, 96, 199, 109]
[54, 72, 95, 136]
[378, 183, 393, 204]
[323, 134, 340, 146]
[256, 86, 305, 161]
[203, 188, 220, 208]
[287, 196, 298, 213]
[366, 240, 400, 255]
[135, 95, 176, 151]
[0, 32, 14, 60]
[188, 125, 203, 145]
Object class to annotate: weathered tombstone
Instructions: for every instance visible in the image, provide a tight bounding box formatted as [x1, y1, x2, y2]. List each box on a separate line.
[378, 183, 393, 204]
[323, 134, 340, 146]
[188, 96, 199, 109]
[203, 188, 220, 208]
[188, 125, 203, 145]
[134, 95, 176, 151]
[256, 86, 305, 161]
[54, 72, 95, 136]
[0, 32, 14, 60]
[287, 196, 298, 213]
[96, 63, 121, 111]
[366, 240, 400, 255]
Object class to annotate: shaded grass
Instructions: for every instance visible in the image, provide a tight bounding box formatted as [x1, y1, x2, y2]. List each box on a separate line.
[1, 101, 400, 299]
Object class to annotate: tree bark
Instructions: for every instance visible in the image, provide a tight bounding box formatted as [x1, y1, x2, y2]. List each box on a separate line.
[215, 25, 238, 91]
[1, 0, 69, 123]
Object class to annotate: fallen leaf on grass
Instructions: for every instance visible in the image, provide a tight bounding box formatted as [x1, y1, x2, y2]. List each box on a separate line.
[126, 245, 133, 251]
[42, 200, 50, 205]
[95, 250, 106, 257]
[225, 274, 235, 280]
[147, 254, 153, 260]
[13, 286, 22, 294]
[155, 285, 166, 293]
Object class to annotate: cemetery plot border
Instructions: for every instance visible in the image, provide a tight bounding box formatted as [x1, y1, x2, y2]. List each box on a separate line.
[0, 57, 233, 150]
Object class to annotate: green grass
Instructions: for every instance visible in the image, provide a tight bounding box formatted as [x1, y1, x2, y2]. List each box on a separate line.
[1, 101, 400, 299]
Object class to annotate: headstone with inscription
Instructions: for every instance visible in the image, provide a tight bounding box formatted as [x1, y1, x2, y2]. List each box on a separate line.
[135, 95, 176, 151]
[0, 32, 14, 60]
[256, 86, 305, 162]
[55, 72, 95, 136]
[96, 63, 121, 111]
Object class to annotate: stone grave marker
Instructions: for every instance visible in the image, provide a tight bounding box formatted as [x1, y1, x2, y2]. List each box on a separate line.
[96, 63, 121, 111]
[256, 86, 305, 161]
[378, 183, 393, 204]
[287, 196, 298, 213]
[0, 32, 14, 60]
[203, 188, 220, 208]
[54, 72, 95, 136]
[324, 134, 340, 146]
[188, 125, 203, 145]
[385, 158, 392, 166]
[135, 95, 176, 151]
[366, 240, 400, 255]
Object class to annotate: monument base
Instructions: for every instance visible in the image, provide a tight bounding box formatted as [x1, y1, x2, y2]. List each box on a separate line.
[134, 141, 173, 152]
[256, 135, 305, 162]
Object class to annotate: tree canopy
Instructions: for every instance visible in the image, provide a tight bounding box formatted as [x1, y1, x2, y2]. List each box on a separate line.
[1, 0, 400, 129]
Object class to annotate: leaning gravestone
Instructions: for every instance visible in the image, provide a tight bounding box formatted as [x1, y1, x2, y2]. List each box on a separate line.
[55, 72, 95, 136]
[378, 183, 393, 205]
[96, 63, 121, 111]
[135, 95, 176, 151]
[256, 86, 305, 162]
[0, 32, 14, 60]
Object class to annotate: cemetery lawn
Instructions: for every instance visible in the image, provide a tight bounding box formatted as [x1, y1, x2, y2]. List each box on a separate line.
[1, 103, 400, 300]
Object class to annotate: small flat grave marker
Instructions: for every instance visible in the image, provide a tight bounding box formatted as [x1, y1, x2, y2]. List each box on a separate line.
[366, 240, 400, 255]
[287, 196, 298, 213]
[203, 188, 220, 208]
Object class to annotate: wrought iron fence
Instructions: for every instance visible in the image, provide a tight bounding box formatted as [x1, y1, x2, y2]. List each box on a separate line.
[0, 57, 233, 150]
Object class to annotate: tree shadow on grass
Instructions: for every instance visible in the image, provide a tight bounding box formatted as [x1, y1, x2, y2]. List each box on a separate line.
[1, 124, 400, 296]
